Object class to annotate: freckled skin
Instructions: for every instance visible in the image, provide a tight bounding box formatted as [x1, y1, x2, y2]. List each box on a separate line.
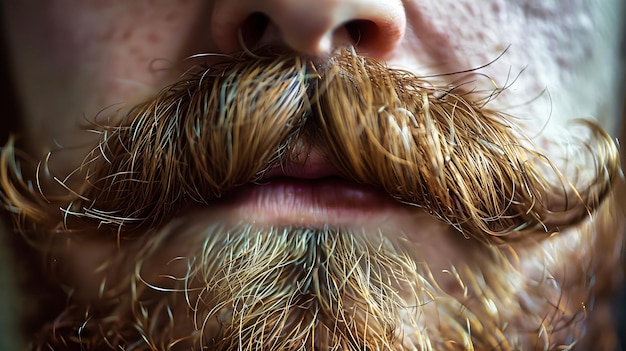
[2, 1, 217, 169]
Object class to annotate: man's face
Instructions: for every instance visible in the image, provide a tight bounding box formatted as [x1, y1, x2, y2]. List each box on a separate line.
[1, 0, 624, 350]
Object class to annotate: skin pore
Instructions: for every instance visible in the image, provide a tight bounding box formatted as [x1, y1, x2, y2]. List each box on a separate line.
[1, 0, 625, 350]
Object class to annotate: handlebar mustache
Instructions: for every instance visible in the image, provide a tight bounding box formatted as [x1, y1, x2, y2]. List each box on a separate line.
[1, 47, 619, 239]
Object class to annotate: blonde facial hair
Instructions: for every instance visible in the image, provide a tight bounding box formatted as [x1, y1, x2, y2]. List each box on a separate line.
[0, 47, 622, 350]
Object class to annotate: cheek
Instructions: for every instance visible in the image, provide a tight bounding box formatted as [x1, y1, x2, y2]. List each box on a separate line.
[399, 0, 623, 136]
[6, 0, 216, 106]
[3, 0, 220, 175]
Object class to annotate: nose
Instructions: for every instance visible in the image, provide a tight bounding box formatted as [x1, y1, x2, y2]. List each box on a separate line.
[211, 0, 406, 57]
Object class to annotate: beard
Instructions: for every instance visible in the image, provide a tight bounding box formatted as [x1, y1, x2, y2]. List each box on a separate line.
[21, 220, 604, 351]
[0, 47, 623, 350]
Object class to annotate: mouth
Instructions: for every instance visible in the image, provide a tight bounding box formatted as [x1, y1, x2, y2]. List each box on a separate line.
[213, 147, 411, 228]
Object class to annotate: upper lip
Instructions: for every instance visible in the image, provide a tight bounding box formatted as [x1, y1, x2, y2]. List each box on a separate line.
[259, 146, 342, 181]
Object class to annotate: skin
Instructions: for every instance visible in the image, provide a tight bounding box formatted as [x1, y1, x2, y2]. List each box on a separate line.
[1, 0, 625, 349]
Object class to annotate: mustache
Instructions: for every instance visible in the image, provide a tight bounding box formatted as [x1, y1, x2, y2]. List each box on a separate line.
[1, 47, 620, 238]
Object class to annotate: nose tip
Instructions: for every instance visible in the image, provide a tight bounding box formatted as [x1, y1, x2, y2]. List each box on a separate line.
[211, 0, 406, 58]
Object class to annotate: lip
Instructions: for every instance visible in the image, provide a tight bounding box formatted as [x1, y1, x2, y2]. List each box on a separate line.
[217, 177, 408, 228]
[261, 146, 341, 180]
[202, 146, 411, 228]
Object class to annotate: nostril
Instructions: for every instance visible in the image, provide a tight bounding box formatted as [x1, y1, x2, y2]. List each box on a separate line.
[212, 0, 405, 57]
[344, 19, 381, 52]
[240, 12, 271, 49]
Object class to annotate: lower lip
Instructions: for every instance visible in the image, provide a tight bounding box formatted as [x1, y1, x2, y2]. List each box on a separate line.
[216, 178, 408, 227]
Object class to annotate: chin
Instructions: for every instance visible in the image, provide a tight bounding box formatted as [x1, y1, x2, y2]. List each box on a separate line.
[12, 186, 619, 351]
